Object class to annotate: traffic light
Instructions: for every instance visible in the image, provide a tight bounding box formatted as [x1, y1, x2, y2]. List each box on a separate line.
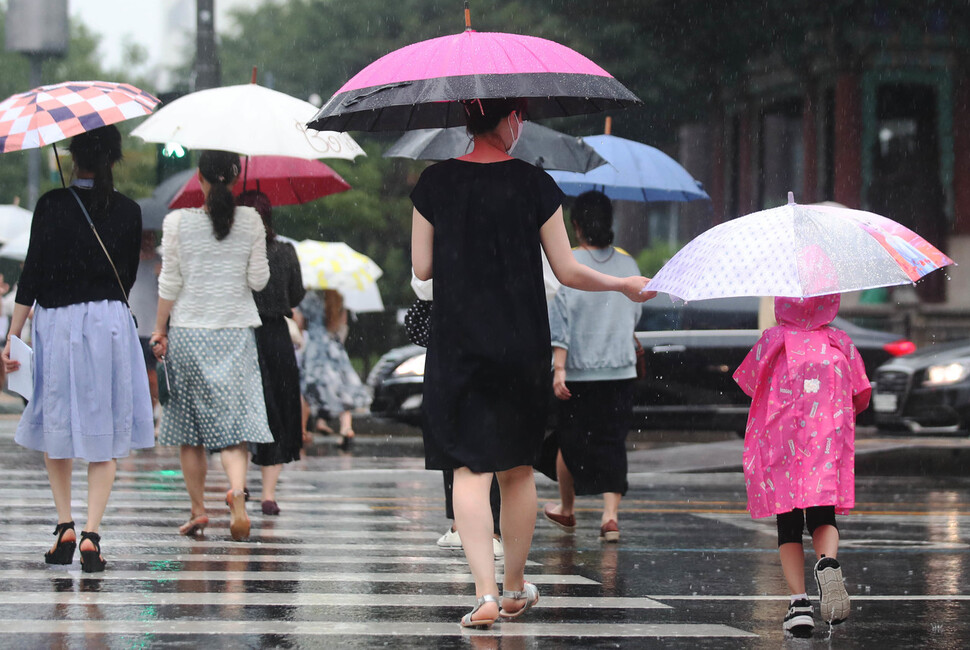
[155, 91, 193, 184]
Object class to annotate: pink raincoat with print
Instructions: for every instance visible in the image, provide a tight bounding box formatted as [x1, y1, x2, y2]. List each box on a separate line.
[733, 295, 871, 519]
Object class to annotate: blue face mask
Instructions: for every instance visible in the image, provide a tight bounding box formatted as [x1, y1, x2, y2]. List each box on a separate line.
[506, 112, 524, 154]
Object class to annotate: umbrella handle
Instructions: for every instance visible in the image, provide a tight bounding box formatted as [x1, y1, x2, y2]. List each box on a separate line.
[52, 142, 66, 188]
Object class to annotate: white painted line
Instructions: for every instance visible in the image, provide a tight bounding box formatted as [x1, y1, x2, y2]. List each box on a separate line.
[2, 552, 541, 567]
[0, 593, 668, 609]
[0, 620, 754, 638]
[649, 594, 970, 601]
[5, 541, 485, 554]
[0, 570, 598, 585]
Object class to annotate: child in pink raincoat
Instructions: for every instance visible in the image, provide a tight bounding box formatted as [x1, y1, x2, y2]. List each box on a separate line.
[733, 294, 871, 637]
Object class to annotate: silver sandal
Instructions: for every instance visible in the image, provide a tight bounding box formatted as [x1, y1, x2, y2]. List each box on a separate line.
[460, 594, 499, 629]
[499, 581, 539, 619]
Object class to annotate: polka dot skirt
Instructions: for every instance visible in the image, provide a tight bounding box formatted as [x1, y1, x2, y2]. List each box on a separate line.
[158, 327, 273, 450]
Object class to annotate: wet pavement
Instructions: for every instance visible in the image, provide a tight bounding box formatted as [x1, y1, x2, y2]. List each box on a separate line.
[0, 409, 969, 648]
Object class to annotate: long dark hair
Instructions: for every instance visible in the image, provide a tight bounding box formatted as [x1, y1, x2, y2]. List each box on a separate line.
[462, 98, 528, 136]
[236, 189, 274, 243]
[69, 125, 122, 217]
[198, 150, 240, 241]
[571, 190, 614, 248]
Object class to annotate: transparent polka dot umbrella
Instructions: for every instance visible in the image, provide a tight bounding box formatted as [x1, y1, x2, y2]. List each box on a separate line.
[646, 193, 955, 301]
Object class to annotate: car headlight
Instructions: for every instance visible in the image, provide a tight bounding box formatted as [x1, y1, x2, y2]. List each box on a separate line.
[923, 362, 970, 386]
[392, 353, 426, 377]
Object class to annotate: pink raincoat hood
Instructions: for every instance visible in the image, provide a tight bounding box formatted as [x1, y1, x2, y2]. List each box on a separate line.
[774, 294, 841, 331]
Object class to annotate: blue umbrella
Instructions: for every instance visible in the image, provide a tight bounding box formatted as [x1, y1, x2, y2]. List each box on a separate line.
[547, 134, 709, 202]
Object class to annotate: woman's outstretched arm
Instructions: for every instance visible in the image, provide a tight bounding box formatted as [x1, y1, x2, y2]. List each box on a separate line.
[540, 207, 656, 303]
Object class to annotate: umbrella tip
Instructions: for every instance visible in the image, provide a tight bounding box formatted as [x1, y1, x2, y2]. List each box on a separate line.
[251, 66, 258, 84]
[604, 116, 612, 135]
[464, 0, 472, 30]
[787, 191, 795, 205]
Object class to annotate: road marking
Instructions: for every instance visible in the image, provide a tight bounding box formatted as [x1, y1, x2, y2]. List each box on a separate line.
[0, 620, 754, 638]
[0, 569, 598, 585]
[0, 593, 668, 608]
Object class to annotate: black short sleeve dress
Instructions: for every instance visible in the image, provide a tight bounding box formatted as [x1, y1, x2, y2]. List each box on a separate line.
[411, 158, 563, 473]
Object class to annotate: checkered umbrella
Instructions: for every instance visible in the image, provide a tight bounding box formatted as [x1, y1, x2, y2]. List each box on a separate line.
[0, 81, 160, 153]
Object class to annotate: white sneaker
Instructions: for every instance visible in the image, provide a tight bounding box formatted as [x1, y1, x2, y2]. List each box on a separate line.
[436, 527, 462, 549]
[493, 537, 504, 559]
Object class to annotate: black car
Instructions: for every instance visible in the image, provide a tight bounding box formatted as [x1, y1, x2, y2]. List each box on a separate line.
[872, 339, 970, 434]
[367, 296, 915, 432]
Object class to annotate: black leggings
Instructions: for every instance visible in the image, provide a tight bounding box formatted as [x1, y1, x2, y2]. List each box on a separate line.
[776, 506, 838, 546]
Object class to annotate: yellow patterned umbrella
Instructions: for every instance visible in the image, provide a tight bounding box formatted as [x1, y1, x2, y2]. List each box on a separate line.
[294, 240, 383, 295]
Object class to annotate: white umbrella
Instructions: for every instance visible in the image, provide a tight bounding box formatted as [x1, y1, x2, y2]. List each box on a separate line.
[340, 281, 385, 313]
[294, 239, 382, 296]
[0, 205, 32, 243]
[131, 83, 365, 161]
[0, 228, 30, 261]
[647, 193, 955, 301]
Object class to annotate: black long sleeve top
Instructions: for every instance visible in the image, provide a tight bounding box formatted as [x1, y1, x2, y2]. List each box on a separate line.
[253, 238, 306, 318]
[16, 186, 142, 309]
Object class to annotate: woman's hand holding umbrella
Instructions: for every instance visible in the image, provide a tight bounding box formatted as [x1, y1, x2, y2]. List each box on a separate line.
[626, 276, 657, 302]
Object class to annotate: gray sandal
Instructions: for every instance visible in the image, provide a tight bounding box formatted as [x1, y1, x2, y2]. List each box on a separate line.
[460, 594, 499, 629]
[499, 581, 539, 619]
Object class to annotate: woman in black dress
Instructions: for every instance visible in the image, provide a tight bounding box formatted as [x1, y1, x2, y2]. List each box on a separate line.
[410, 98, 655, 628]
[237, 191, 306, 516]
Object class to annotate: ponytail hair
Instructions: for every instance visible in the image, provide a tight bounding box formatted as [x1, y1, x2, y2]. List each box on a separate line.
[198, 150, 240, 241]
[68, 125, 123, 217]
[571, 190, 614, 248]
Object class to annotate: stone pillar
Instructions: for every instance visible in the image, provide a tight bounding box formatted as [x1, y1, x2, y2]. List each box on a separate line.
[802, 89, 818, 204]
[833, 74, 862, 208]
[737, 108, 756, 213]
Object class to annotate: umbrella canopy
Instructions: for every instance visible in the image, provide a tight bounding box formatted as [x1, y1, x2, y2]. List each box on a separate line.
[308, 26, 639, 132]
[138, 169, 198, 230]
[294, 240, 383, 295]
[168, 156, 351, 209]
[547, 135, 709, 202]
[0, 81, 159, 153]
[384, 122, 608, 173]
[131, 83, 365, 160]
[646, 194, 955, 302]
[0, 228, 29, 261]
[0, 204, 32, 243]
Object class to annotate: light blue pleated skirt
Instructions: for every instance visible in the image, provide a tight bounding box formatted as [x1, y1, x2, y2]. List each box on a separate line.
[15, 300, 155, 462]
[157, 326, 273, 450]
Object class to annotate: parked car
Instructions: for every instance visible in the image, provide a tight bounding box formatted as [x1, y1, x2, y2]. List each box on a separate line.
[872, 339, 970, 434]
[368, 296, 915, 432]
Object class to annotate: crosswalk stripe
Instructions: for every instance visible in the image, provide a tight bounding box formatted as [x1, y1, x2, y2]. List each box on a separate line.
[0, 593, 669, 608]
[0, 620, 756, 637]
[0, 569, 600, 584]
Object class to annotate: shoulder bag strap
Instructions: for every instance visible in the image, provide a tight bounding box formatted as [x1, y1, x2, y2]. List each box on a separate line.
[68, 187, 131, 307]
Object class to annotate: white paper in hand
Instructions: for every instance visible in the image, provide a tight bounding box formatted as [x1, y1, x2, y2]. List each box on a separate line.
[7, 335, 33, 401]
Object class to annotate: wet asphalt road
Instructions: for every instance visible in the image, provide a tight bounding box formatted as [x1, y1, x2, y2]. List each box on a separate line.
[0, 409, 969, 649]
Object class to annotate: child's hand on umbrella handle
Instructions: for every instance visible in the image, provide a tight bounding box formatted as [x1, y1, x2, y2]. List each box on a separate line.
[622, 276, 657, 302]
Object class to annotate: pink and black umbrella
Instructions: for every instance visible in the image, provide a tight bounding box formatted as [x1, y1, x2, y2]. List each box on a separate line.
[167, 155, 351, 209]
[0, 81, 159, 153]
[308, 6, 639, 132]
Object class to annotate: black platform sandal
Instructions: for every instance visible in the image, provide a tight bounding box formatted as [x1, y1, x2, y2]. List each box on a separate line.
[44, 521, 76, 565]
[79, 531, 106, 573]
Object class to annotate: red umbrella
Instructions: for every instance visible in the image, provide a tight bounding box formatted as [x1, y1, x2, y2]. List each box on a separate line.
[168, 156, 351, 208]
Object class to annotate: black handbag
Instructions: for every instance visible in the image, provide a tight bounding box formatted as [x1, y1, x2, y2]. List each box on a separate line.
[404, 299, 432, 347]
[157, 356, 174, 405]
